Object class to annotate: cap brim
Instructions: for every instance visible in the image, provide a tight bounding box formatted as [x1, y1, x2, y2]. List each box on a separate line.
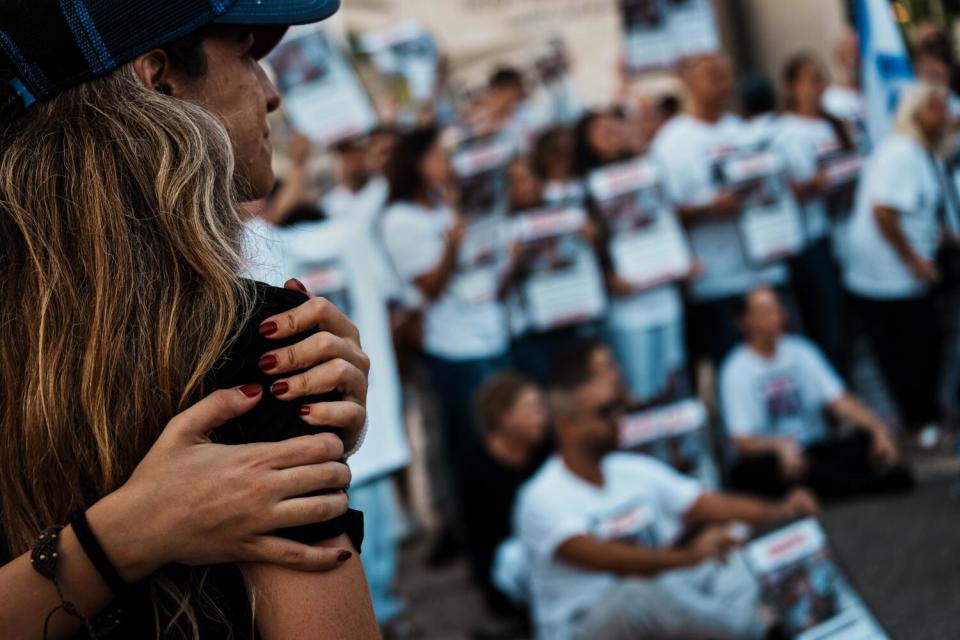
[215, 0, 340, 26]
[216, 0, 340, 59]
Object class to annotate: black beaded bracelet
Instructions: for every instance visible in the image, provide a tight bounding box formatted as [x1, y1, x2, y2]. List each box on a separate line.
[69, 510, 129, 597]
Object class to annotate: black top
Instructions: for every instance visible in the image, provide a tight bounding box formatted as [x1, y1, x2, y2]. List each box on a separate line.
[11, 282, 363, 639]
[462, 440, 550, 615]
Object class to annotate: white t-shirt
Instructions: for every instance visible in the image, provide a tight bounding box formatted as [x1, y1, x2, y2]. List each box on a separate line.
[844, 134, 944, 299]
[515, 453, 703, 640]
[321, 176, 388, 229]
[720, 335, 845, 447]
[279, 219, 410, 484]
[381, 201, 510, 361]
[652, 113, 787, 301]
[241, 217, 289, 287]
[743, 112, 783, 150]
[773, 114, 843, 242]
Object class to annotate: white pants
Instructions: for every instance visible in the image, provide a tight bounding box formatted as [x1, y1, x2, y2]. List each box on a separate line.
[572, 555, 766, 640]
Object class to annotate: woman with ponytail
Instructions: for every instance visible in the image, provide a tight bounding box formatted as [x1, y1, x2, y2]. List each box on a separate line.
[772, 53, 856, 378]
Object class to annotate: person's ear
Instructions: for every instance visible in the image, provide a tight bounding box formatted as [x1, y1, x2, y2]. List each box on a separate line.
[132, 49, 180, 97]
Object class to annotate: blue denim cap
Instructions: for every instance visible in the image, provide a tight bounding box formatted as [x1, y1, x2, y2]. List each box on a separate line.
[0, 0, 340, 120]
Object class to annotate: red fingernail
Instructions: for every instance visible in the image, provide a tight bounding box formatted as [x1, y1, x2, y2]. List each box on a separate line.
[271, 381, 289, 396]
[299, 405, 311, 416]
[239, 384, 262, 398]
[337, 550, 352, 563]
[288, 278, 308, 294]
[259, 321, 278, 337]
[259, 354, 278, 371]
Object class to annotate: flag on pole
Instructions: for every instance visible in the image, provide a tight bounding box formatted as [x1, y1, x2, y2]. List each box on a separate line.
[857, 0, 914, 143]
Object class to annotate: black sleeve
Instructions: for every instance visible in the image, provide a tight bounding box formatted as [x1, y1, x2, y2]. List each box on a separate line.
[206, 282, 363, 551]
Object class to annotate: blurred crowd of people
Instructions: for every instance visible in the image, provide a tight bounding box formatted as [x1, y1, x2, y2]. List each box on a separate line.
[244, 18, 960, 640]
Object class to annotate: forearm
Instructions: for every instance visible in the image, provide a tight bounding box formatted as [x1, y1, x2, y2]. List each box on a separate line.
[244, 534, 379, 640]
[0, 492, 159, 639]
[684, 493, 783, 528]
[556, 538, 700, 578]
[829, 394, 887, 435]
[416, 240, 461, 302]
[676, 203, 715, 224]
[874, 207, 921, 265]
[732, 435, 784, 457]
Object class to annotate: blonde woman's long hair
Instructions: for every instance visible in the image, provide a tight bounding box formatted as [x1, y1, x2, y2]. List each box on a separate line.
[0, 57, 254, 636]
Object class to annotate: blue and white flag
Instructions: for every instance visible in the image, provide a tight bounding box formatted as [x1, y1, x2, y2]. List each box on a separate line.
[858, 0, 914, 143]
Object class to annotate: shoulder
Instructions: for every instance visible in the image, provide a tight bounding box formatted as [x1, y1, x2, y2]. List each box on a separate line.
[206, 282, 328, 446]
[516, 457, 565, 508]
[720, 344, 751, 378]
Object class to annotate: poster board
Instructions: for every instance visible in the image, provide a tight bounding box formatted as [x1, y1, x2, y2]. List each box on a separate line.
[619, 399, 719, 487]
[267, 27, 379, 146]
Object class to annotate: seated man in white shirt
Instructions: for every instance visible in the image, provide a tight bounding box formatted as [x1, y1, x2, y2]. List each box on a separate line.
[514, 351, 820, 640]
[721, 286, 912, 500]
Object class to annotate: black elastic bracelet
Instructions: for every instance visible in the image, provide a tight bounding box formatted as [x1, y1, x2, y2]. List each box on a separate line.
[69, 510, 129, 596]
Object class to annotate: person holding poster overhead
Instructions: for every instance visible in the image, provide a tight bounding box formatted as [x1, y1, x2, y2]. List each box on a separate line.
[772, 53, 859, 378]
[652, 53, 790, 368]
[381, 127, 511, 511]
[844, 82, 952, 444]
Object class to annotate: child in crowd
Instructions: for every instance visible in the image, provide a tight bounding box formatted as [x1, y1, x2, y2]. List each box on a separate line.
[721, 287, 913, 499]
[463, 372, 552, 617]
[515, 344, 819, 640]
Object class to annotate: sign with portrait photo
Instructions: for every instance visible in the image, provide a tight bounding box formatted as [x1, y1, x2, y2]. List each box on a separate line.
[745, 519, 891, 640]
[453, 136, 514, 218]
[816, 139, 862, 219]
[620, 0, 721, 75]
[267, 28, 379, 146]
[511, 207, 607, 331]
[588, 157, 693, 289]
[619, 399, 719, 488]
[718, 151, 805, 265]
[358, 21, 440, 123]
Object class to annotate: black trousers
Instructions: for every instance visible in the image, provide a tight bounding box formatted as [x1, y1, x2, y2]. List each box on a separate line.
[849, 292, 943, 431]
[728, 431, 912, 500]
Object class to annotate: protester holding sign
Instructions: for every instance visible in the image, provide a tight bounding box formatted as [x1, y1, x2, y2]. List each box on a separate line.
[721, 287, 912, 500]
[652, 53, 790, 367]
[514, 348, 818, 640]
[773, 53, 858, 378]
[381, 127, 512, 509]
[844, 82, 951, 443]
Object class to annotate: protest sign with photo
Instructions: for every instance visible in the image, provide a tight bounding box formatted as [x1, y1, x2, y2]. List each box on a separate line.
[267, 28, 379, 146]
[511, 206, 607, 331]
[816, 138, 862, 218]
[716, 150, 805, 265]
[297, 259, 353, 319]
[619, 398, 719, 487]
[620, 0, 721, 75]
[588, 157, 693, 288]
[744, 519, 891, 640]
[453, 135, 515, 218]
[358, 21, 440, 123]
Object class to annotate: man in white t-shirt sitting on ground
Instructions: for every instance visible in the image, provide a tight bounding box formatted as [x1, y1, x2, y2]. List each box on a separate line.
[721, 286, 913, 500]
[514, 351, 820, 640]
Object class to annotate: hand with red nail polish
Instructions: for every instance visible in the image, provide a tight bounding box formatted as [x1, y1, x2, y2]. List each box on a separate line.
[92, 386, 356, 580]
[256, 281, 371, 455]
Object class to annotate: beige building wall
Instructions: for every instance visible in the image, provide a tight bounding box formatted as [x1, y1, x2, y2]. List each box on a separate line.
[338, 0, 851, 107]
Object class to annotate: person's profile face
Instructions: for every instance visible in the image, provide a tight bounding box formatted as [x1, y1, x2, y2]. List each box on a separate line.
[507, 160, 542, 210]
[587, 116, 626, 162]
[588, 346, 624, 394]
[794, 61, 827, 109]
[576, 377, 624, 455]
[418, 140, 452, 188]
[176, 26, 282, 201]
[916, 92, 949, 143]
[500, 385, 550, 446]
